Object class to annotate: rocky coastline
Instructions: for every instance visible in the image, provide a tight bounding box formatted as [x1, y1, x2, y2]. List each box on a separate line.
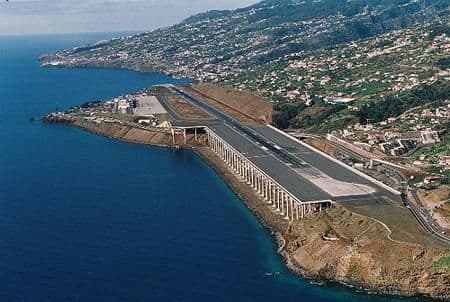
[43, 115, 450, 300]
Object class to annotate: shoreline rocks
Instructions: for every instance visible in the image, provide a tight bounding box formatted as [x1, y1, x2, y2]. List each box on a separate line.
[44, 117, 450, 300]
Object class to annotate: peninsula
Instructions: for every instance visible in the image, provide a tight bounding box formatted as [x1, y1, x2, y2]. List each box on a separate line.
[44, 83, 450, 300]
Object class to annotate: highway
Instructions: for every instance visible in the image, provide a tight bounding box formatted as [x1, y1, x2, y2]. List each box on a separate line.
[406, 189, 450, 243]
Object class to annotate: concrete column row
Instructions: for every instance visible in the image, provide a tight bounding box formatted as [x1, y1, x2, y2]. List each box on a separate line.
[207, 129, 315, 221]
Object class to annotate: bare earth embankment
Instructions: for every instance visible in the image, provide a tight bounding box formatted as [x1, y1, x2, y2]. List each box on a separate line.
[44, 115, 206, 147]
[184, 84, 273, 124]
[418, 188, 450, 230]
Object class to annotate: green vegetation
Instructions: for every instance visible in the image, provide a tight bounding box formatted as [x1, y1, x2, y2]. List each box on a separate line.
[409, 174, 425, 186]
[440, 170, 450, 185]
[273, 80, 449, 131]
[411, 133, 450, 161]
[436, 57, 450, 70]
[432, 255, 450, 272]
[272, 102, 306, 129]
[348, 262, 360, 277]
[358, 80, 449, 124]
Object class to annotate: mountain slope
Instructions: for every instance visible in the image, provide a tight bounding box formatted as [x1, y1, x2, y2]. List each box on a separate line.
[43, 0, 448, 78]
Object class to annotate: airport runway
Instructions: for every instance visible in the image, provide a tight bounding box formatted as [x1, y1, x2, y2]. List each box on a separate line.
[166, 85, 401, 204]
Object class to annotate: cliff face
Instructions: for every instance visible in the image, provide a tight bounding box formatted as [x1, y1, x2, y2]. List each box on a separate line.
[281, 208, 450, 298]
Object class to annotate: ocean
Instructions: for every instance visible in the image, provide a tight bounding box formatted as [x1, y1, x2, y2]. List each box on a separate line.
[0, 33, 425, 301]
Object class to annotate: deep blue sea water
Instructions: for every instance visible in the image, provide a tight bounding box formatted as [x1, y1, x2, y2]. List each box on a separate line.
[0, 33, 425, 301]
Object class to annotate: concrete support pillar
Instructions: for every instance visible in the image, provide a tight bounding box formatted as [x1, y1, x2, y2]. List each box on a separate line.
[245, 163, 248, 181]
[259, 175, 264, 196]
[207, 129, 312, 222]
[260, 175, 264, 196]
[258, 174, 262, 194]
[230, 151, 233, 168]
[263, 179, 267, 200]
[274, 188, 279, 209]
[232, 153, 235, 170]
[268, 183, 273, 204]
[239, 158, 243, 177]
[225, 148, 228, 164]
[237, 155, 240, 174]
[289, 198, 294, 221]
[277, 189, 281, 210]
[243, 162, 248, 182]
[285, 196, 290, 219]
[258, 174, 262, 195]
[236, 156, 240, 174]
[172, 128, 176, 145]
[272, 185, 276, 206]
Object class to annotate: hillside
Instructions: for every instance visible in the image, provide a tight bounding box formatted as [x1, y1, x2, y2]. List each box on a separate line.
[41, 0, 449, 131]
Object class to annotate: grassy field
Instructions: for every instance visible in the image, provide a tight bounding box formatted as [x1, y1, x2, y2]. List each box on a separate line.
[342, 201, 449, 248]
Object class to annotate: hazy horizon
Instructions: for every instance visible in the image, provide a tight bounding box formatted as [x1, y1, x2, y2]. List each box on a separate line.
[0, 0, 259, 35]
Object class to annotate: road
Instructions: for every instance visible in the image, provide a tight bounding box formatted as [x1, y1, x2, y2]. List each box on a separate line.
[406, 189, 450, 243]
[325, 134, 450, 244]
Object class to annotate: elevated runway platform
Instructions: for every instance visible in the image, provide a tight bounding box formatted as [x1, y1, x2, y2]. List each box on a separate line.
[155, 84, 402, 219]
